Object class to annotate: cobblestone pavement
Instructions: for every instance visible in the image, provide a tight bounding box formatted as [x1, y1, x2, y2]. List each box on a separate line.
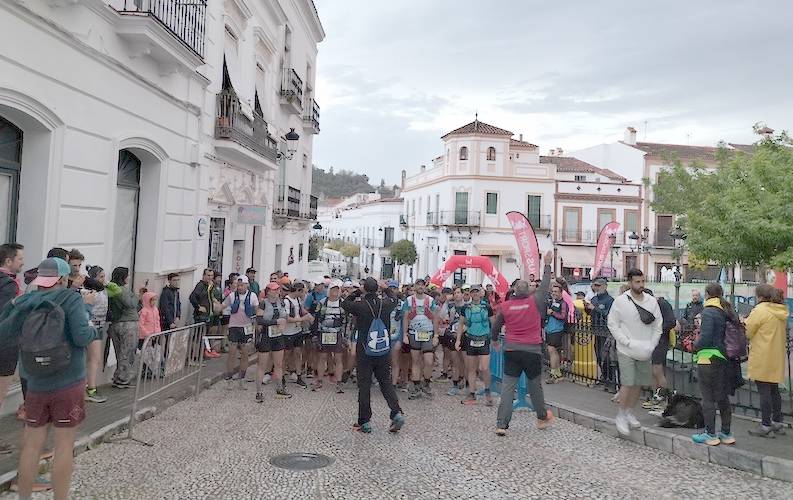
[5, 377, 793, 500]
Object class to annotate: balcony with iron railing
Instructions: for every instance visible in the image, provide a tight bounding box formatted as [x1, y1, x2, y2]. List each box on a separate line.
[302, 98, 320, 134]
[309, 195, 318, 220]
[114, 0, 207, 67]
[440, 210, 481, 227]
[280, 68, 304, 112]
[215, 89, 278, 166]
[426, 211, 440, 226]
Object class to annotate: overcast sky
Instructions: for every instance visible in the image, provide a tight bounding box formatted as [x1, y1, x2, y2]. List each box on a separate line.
[312, 1, 792, 185]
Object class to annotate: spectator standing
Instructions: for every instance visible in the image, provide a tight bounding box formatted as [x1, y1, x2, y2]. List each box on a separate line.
[0, 257, 96, 500]
[246, 268, 261, 298]
[341, 278, 404, 434]
[66, 248, 86, 290]
[587, 278, 616, 388]
[682, 289, 704, 328]
[690, 283, 734, 446]
[606, 268, 662, 436]
[159, 273, 181, 331]
[0, 242, 24, 455]
[84, 265, 108, 404]
[491, 250, 555, 436]
[642, 291, 676, 411]
[106, 267, 140, 389]
[189, 268, 215, 324]
[138, 291, 162, 340]
[745, 284, 789, 437]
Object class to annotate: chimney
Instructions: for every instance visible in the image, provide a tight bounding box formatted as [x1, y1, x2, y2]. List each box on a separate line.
[420, 165, 426, 172]
[624, 126, 637, 145]
[401, 169, 406, 189]
[519, 133, 523, 142]
[556, 147, 564, 156]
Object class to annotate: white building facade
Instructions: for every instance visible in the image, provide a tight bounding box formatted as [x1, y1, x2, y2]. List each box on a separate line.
[317, 196, 402, 279]
[0, 0, 323, 297]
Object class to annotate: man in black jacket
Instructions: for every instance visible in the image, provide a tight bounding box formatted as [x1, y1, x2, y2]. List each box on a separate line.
[0, 243, 24, 455]
[341, 277, 404, 434]
[643, 290, 677, 410]
[189, 268, 215, 323]
[159, 273, 181, 330]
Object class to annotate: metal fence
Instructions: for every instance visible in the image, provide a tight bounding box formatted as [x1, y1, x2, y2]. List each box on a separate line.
[125, 323, 208, 444]
[555, 319, 793, 418]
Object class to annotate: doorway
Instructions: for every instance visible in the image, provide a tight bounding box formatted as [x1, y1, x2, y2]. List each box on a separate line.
[113, 150, 141, 278]
[0, 116, 22, 242]
[208, 217, 225, 275]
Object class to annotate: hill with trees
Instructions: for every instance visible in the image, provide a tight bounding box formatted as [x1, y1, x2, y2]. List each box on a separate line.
[312, 166, 400, 199]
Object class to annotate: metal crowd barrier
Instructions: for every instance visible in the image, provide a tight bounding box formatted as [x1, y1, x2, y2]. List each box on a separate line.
[125, 323, 208, 444]
[489, 338, 532, 410]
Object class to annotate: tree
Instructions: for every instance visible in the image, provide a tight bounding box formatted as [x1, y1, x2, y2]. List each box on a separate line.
[652, 127, 793, 277]
[325, 239, 344, 251]
[340, 243, 361, 260]
[390, 239, 417, 266]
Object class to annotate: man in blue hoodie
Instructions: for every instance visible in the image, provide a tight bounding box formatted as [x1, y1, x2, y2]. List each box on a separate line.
[0, 257, 97, 500]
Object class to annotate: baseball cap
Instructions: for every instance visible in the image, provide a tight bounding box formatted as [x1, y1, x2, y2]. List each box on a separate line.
[387, 279, 399, 288]
[266, 282, 280, 291]
[461, 284, 471, 291]
[237, 275, 249, 284]
[329, 280, 341, 289]
[471, 285, 482, 291]
[246, 267, 256, 274]
[32, 257, 70, 288]
[442, 287, 453, 294]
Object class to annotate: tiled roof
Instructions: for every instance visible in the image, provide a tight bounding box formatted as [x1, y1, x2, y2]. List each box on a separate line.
[510, 139, 538, 149]
[627, 141, 754, 162]
[540, 156, 627, 182]
[442, 119, 513, 139]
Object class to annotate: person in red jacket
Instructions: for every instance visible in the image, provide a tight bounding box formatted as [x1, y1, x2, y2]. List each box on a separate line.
[490, 251, 555, 436]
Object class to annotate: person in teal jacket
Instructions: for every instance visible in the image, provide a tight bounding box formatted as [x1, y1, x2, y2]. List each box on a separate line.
[0, 257, 96, 500]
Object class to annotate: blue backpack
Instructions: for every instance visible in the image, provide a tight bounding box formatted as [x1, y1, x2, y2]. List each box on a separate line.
[363, 299, 390, 357]
[465, 301, 490, 337]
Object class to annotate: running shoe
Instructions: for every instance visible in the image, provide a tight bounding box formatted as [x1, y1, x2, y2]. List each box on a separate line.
[461, 393, 477, 405]
[692, 432, 720, 446]
[615, 412, 630, 436]
[0, 442, 12, 455]
[718, 432, 736, 445]
[238, 377, 247, 390]
[85, 387, 107, 403]
[536, 410, 555, 430]
[625, 410, 642, 430]
[262, 374, 272, 385]
[225, 378, 234, 391]
[312, 380, 323, 392]
[290, 372, 299, 383]
[336, 382, 344, 394]
[407, 386, 423, 400]
[747, 425, 775, 438]
[421, 382, 433, 397]
[495, 428, 507, 437]
[771, 422, 787, 436]
[484, 394, 494, 407]
[113, 381, 132, 389]
[295, 376, 308, 388]
[255, 392, 265, 404]
[446, 386, 460, 396]
[397, 383, 408, 392]
[276, 388, 293, 399]
[353, 422, 372, 434]
[389, 413, 405, 433]
[10, 475, 51, 493]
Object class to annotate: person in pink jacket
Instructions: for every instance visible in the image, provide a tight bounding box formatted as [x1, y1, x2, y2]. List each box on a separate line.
[138, 291, 161, 340]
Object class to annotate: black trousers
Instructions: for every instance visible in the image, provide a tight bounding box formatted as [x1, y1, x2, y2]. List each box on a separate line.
[697, 358, 732, 435]
[756, 381, 783, 426]
[356, 351, 402, 425]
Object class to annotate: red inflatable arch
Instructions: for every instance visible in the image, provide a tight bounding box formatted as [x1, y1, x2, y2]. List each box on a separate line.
[429, 255, 510, 295]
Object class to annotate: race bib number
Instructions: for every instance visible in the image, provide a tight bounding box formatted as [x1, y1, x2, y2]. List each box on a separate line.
[470, 339, 486, 348]
[321, 331, 338, 345]
[415, 330, 432, 342]
[243, 323, 255, 337]
[268, 326, 282, 338]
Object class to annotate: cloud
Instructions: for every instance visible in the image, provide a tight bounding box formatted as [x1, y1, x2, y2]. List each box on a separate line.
[313, 0, 793, 183]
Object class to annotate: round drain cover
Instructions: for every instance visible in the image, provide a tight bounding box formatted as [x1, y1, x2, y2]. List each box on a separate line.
[270, 452, 334, 471]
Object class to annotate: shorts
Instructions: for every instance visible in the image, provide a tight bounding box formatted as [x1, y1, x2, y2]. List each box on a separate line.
[408, 331, 435, 353]
[92, 322, 108, 342]
[256, 333, 286, 353]
[220, 315, 231, 326]
[465, 336, 490, 356]
[651, 334, 670, 365]
[24, 381, 86, 428]
[400, 341, 411, 354]
[314, 335, 347, 354]
[439, 333, 456, 350]
[284, 334, 303, 350]
[504, 350, 543, 380]
[617, 353, 652, 387]
[545, 332, 563, 349]
[0, 345, 19, 377]
[228, 327, 253, 345]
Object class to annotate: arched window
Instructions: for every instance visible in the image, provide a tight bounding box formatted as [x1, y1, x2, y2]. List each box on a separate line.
[0, 116, 22, 242]
[487, 146, 496, 161]
[459, 146, 468, 160]
[114, 150, 142, 275]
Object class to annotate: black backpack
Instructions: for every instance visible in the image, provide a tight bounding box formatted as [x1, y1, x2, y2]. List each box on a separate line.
[19, 295, 70, 376]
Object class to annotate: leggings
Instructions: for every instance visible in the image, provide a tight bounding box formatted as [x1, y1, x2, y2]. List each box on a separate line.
[697, 359, 731, 435]
[756, 381, 783, 426]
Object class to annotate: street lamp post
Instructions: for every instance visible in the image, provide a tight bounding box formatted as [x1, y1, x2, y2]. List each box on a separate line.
[670, 224, 687, 311]
[608, 233, 617, 281]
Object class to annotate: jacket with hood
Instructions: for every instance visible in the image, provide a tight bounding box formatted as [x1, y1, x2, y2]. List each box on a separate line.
[693, 297, 727, 362]
[607, 291, 662, 361]
[0, 288, 96, 392]
[745, 301, 789, 383]
[139, 291, 161, 338]
[106, 281, 140, 323]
